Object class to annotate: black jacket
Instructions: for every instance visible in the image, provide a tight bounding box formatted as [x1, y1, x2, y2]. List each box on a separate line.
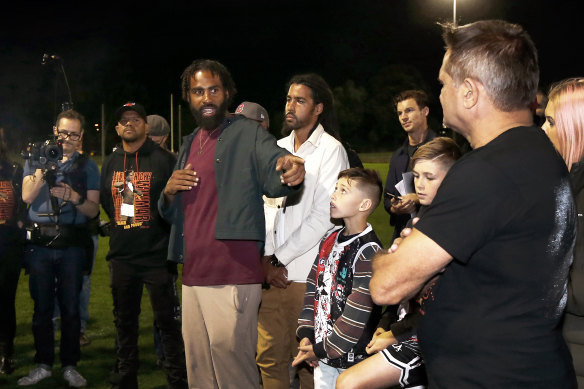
[564, 161, 584, 385]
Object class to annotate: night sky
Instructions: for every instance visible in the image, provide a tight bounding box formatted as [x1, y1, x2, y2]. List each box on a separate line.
[1, 0, 583, 153]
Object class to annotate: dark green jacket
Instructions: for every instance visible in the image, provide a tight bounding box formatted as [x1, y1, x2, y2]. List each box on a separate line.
[158, 116, 299, 263]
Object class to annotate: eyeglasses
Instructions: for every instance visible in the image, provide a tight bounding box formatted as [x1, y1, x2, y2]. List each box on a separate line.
[57, 130, 81, 141]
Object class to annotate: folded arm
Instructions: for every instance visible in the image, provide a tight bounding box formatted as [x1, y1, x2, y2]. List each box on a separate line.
[370, 228, 452, 305]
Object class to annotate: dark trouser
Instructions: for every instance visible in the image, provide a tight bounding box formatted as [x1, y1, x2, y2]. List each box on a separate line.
[25, 244, 85, 367]
[0, 239, 23, 358]
[109, 260, 186, 389]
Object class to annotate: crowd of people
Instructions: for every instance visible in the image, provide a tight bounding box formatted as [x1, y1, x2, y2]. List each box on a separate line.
[1, 18, 584, 389]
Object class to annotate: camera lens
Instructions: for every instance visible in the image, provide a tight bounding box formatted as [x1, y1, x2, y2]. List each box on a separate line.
[47, 146, 60, 159]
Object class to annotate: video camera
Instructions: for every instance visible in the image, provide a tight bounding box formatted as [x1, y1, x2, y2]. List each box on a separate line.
[21, 138, 63, 171]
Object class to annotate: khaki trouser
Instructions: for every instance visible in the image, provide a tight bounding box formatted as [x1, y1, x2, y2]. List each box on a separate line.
[257, 282, 314, 389]
[182, 284, 261, 389]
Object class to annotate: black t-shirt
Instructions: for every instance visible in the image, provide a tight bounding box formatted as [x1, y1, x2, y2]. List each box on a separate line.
[416, 126, 577, 388]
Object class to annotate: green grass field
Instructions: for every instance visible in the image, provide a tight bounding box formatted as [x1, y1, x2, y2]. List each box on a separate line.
[2, 155, 393, 388]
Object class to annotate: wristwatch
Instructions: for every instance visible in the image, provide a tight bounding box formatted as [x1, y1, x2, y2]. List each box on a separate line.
[270, 254, 285, 268]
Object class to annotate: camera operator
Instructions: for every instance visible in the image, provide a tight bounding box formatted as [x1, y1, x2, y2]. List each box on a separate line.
[18, 110, 99, 387]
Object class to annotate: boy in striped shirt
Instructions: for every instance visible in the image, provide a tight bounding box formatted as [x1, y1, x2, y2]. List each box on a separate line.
[293, 168, 383, 388]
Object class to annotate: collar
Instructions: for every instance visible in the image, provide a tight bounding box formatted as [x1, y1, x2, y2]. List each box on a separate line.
[61, 151, 80, 165]
[398, 129, 437, 153]
[286, 123, 326, 151]
[184, 115, 240, 143]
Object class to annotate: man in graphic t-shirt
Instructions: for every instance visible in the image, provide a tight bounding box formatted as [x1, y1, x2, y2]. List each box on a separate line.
[100, 102, 186, 389]
[370, 20, 577, 388]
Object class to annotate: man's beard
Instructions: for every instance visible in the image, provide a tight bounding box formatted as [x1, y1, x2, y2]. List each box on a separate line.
[281, 112, 312, 137]
[281, 120, 293, 137]
[121, 132, 141, 143]
[190, 100, 228, 130]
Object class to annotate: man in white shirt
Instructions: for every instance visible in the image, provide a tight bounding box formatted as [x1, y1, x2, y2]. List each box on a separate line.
[257, 74, 349, 389]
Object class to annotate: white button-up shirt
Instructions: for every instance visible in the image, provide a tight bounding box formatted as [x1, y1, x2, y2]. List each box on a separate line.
[264, 124, 349, 281]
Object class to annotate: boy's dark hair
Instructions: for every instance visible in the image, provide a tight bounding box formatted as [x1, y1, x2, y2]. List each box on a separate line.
[338, 167, 383, 211]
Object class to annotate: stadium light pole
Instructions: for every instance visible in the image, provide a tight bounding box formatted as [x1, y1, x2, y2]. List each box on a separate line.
[453, 0, 457, 27]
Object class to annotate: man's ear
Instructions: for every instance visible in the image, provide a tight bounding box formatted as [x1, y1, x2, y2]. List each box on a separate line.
[359, 198, 372, 212]
[145, 123, 150, 135]
[314, 103, 324, 116]
[462, 78, 479, 109]
[53, 126, 58, 136]
[422, 106, 429, 117]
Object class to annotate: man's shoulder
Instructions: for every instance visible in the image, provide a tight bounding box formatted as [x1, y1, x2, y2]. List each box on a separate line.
[224, 115, 258, 132]
[391, 140, 408, 159]
[472, 126, 562, 174]
[223, 117, 276, 145]
[68, 153, 98, 173]
[79, 154, 98, 168]
[277, 132, 292, 148]
[151, 146, 177, 164]
[83, 158, 100, 176]
[425, 129, 438, 142]
[319, 130, 343, 146]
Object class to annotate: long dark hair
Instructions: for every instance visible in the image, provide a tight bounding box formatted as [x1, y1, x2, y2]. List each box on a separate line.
[286, 73, 340, 140]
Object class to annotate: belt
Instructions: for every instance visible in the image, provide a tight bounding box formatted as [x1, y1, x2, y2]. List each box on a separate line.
[34, 223, 88, 238]
[26, 223, 90, 247]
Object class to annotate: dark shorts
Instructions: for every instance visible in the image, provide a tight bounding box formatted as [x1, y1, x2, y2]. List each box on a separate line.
[380, 335, 427, 388]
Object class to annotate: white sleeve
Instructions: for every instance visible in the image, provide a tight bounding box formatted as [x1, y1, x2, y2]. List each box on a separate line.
[262, 196, 282, 256]
[275, 143, 349, 265]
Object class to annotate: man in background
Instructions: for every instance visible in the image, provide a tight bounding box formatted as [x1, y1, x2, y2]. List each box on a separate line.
[147, 114, 171, 150]
[234, 101, 270, 130]
[383, 90, 436, 241]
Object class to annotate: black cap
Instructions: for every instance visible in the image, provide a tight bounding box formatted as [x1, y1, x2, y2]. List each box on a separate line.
[115, 102, 147, 122]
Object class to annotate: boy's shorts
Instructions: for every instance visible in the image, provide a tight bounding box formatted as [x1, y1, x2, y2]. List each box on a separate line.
[380, 335, 427, 389]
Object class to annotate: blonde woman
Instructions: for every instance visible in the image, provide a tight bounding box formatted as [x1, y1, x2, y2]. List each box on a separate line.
[543, 77, 584, 388]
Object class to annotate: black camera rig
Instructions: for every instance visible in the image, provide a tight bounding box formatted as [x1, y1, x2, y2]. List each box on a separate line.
[21, 138, 63, 172]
